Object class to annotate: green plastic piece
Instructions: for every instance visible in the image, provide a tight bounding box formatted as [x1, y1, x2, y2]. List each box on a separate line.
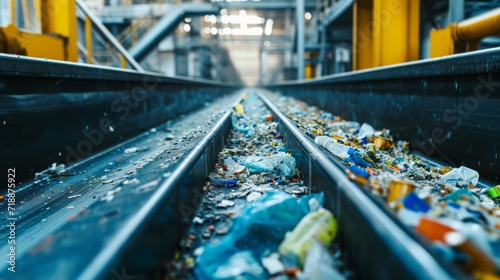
[487, 186, 500, 199]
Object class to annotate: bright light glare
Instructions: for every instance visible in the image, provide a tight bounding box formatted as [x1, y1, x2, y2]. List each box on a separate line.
[224, 15, 264, 24]
[183, 24, 191, 32]
[211, 27, 218, 35]
[231, 27, 263, 36]
[203, 27, 211, 34]
[209, 15, 217, 24]
[264, 19, 273, 36]
[305, 12, 312, 20]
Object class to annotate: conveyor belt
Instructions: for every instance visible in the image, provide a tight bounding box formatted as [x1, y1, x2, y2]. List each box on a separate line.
[1, 88, 462, 279]
[2, 49, 500, 279]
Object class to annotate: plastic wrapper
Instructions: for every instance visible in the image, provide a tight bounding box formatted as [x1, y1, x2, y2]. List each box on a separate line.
[212, 252, 265, 280]
[239, 152, 296, 177]
[357, 123, 375, 140]
[299, 241, 346, 280]
[195, 191, 323, 280]
[441, 166, 479, 186]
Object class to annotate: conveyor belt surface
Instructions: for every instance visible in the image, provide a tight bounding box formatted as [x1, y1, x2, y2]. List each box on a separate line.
[3, 48, 500, 279]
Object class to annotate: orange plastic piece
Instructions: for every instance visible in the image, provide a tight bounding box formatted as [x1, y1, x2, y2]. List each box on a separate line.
[348, 172, 369, 185]
[415, 217, 455, 243]
[265, 114, 273, 121]
[474, 271, 500, 280]
[445, 232, 498, 275]
[283, 268, 300, 277]
[366, 167, 378, 175]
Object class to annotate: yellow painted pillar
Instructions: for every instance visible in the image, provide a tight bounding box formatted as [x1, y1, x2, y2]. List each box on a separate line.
[305, 51, 318, 79]
[353, 0, 419, 70]
[41, 0, 78, 62]
[353, 0, 374, 70]
[10, 0, 16, 25]
[85, 15, 93, 64]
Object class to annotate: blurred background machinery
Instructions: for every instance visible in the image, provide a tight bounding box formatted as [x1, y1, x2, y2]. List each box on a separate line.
[2, 0, 500, 84]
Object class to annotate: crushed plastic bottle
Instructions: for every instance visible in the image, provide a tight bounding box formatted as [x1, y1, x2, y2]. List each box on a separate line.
[239, 152, 296, 177]
[278, 208, 337, 267]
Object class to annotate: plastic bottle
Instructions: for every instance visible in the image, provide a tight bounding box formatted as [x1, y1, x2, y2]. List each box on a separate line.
[278, 208, 337, 267]
[314, 136, 353, 159]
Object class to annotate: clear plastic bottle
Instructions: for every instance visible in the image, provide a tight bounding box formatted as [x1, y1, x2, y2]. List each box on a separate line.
[315, 136, 352, 159]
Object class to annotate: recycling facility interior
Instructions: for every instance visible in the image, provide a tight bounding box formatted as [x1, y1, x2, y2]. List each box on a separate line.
[2, 0, 500, 279]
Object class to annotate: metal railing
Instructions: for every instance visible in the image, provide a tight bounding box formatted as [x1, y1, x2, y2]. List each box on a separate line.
[76, 0, 144, 71]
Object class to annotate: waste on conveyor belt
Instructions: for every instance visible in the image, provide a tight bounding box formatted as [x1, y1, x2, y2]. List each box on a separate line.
[168, 93, 351, 279]
[269, 93, 500, 279]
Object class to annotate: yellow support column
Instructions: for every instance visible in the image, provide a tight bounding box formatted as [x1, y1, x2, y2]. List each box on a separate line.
[353, 0, 374, 70]
[41, 0, 78, 62]
[305, 52, 317, 79]
[120, 53, 127, 69]
[10, 0, 16, 24]
[353, 0, 419, 70]
[85, 15, 93, 64]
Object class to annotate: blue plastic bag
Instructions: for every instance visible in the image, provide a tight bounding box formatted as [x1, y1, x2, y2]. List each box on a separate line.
[195, 191, 323, 280]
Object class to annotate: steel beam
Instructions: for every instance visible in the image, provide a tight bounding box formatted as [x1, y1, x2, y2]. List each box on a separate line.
[129, 3, 218, 62]
[447, 0, 464, 24]
[213, 1, 317, 10]
[296, 0, 305, 79]
[324, 0, 354, 27]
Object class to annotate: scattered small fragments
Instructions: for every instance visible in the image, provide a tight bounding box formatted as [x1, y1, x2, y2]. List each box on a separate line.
[168, 93, 350, 279]
[270, 92, 500, 279]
